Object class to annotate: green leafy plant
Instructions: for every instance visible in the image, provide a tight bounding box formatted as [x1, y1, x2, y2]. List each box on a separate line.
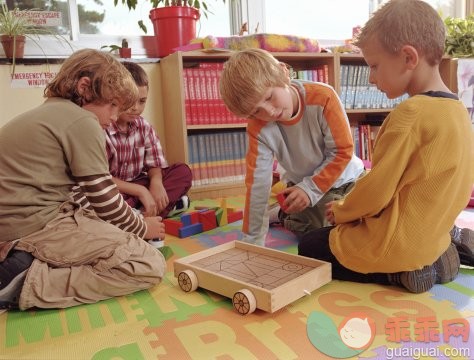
[101, 38, 129, 52]
[114, 0, 226, 33]
[444, 14, 474, 57]
[0, 3, 72, 74]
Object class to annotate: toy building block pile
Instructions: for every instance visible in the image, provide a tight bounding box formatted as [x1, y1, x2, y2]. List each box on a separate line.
[163, 198, 243, 238]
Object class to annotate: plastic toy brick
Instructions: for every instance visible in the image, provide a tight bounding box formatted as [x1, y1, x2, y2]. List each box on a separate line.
[179, 223, 204, 238]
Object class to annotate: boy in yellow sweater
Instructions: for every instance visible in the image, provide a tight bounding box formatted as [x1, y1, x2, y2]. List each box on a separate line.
[298, 0, 474, 293]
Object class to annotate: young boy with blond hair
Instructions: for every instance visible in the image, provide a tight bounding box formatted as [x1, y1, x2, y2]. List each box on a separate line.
[105, 61, 192, 219]
[0, 49, 166, 310]
[220, 48, 365, 246]
[299, 0, 474, 293]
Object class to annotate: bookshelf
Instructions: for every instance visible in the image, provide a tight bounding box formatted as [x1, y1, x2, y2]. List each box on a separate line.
[159, 51, 456, 199]
[337, 54, 457, 161]
[159, 51, 337, 199]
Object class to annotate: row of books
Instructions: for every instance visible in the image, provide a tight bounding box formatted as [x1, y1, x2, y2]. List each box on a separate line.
[340, 64, 408, 110]
[186, 121, 382, 187]
[187, 130, 248, 187]
[182, 62, 331, 127]
[289, 65, 330, 83]
[350, 120, 383, 162]
[183, 62, 247, 126]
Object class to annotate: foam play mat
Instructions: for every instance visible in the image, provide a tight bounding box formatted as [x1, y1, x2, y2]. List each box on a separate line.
[0, 196, 472, 360]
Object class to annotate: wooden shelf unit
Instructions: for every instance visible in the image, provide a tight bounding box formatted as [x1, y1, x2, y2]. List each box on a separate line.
[337, 54, 457, 121]
[159, 51, 337, 199]
[159, 51, 456, 199]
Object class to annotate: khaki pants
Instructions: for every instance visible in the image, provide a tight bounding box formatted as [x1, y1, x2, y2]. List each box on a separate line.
[15, 202, 166, 310]
[282, 181, 357, 237]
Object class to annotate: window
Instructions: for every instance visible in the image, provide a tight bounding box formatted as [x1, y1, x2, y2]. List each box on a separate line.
[6, 0, 231, 57]
[5, 0, 469, 58]
[259, 0, 467, 47]
[263, 0, 371, 47]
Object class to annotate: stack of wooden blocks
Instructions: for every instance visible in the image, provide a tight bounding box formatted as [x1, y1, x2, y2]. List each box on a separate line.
[163, 199, 243, 238]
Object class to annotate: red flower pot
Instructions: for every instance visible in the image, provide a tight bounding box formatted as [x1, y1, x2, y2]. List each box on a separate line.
[119, 47, 132, 58]
[149, 6, 200, 58]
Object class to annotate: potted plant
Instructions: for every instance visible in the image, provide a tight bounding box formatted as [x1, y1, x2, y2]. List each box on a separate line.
[0, 3, 29, 60]
[0, 4, 72, 74]
[444, 14, 474, 57]
[101, 38, 132, 58]
[115, 0, 225, 57]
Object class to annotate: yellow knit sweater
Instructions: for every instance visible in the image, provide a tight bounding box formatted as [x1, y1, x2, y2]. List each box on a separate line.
[330, 95, 474, 273]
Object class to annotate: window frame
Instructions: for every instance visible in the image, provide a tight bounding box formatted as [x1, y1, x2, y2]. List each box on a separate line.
[13, 0, 471, 58]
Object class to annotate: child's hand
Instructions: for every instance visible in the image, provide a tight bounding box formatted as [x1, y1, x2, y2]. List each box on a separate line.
[282, 187, 310, 214]
[150, 183, 169, 213]
[325, 201, 335, 225]
[143, 216, 166, 239]
[138, 188, 157, 217]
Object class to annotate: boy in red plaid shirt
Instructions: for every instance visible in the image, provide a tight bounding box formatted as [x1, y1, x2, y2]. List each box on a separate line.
[106, 62, 192, 218]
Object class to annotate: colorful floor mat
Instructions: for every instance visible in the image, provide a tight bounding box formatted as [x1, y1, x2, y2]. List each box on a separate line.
[0, 197, 472, 360]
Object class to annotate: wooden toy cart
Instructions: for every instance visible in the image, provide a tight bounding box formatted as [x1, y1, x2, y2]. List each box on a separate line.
[174, 241, 331, 315]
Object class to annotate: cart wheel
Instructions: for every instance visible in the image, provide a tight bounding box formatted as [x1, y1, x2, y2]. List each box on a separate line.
[178, 270, 198, 292]
[232, 289, 256, 315]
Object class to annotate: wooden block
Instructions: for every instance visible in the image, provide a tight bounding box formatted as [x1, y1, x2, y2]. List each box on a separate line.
[199, 210, 217, 231]
[180, 213, 193, 226]
[227, 210, 243, 223]
[215, 208, 224, 225]
[180, 211, 201, 226]
[271, 181, 286, 195]
[190, 211, 200, 224]
[219, 198, 228, 226]
[276, 192, 288, 211]
[179, 223, 204, 238]
[194, 205, 211, 210]
[163, 218, 183, 237]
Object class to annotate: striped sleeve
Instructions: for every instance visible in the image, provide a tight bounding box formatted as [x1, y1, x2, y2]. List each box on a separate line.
[70, 185, 92, 210]
[74, 174, 147, 238]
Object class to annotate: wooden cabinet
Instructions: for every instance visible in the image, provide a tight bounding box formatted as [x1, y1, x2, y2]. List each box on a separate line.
[159, 51, 456, 199]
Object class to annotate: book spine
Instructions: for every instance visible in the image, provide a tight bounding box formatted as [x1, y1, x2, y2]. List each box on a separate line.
[197, 64, 210, 125]
[183, 68, 192, 125]
[197, 134, 208, 185]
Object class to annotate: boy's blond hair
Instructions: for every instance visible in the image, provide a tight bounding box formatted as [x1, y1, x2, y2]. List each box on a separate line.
[355, 0, 445, 66]
[220, 48, 289, 118]
[44, 49, 139, 111]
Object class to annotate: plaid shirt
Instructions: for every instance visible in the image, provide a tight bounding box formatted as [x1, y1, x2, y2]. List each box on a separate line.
[105, 116, 168, 182]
